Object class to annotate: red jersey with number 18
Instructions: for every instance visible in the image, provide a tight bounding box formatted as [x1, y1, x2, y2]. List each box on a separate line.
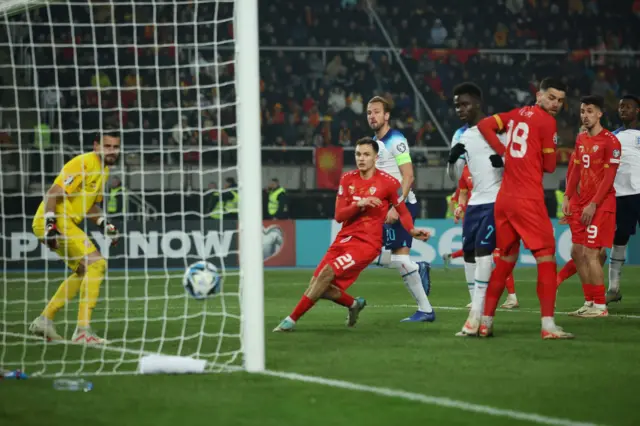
[336, 169, 404, 249]
[492, 105, 558, 200]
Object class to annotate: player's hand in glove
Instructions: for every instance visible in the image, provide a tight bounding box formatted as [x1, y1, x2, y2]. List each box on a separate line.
[410, 228, 431, 241]
[489, 154, 504, 168]
[448, 143, 466, 164]
[44, 214, 60, 250]
[98, 218, 120, 246]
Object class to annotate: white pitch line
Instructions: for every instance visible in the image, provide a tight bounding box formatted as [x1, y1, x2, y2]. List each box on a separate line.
[261, 370, 603, 426]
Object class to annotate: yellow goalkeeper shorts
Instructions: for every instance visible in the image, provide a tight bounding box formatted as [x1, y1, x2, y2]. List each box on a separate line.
[32, 217, 98, 272]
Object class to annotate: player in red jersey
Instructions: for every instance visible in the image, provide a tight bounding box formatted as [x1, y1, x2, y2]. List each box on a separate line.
[562, 95, 621, 318]
[476, 77, 573, 339]
[273, 138, 430, 332]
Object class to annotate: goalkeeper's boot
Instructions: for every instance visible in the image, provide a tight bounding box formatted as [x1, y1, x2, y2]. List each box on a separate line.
[442, 253, 451, 271]
[72, 327, 108, 345]
[401, 310, 436, 323]
[417, 261, 431, 296]
[273, 316, 296, 332]
[541, 326, 575, 340]
[346, 297, 367, 327]
[29, 316, 63, 341]
[575, 305, 608, 318]
[455, 315, 479, 337]
[606, 289, 622, 304]
[500, 294, 519, 309]
[568, 302, 593, 317]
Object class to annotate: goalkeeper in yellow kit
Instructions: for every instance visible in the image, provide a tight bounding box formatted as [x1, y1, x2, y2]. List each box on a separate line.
[29, 129, 121, 345]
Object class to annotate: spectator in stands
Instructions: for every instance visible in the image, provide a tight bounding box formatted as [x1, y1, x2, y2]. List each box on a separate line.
[208, 178, 239, 220]
[107, 177, 128, 221]
[266, 178, 289, 220]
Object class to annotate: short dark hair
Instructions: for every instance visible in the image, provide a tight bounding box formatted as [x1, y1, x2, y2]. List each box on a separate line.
[621, 94, 640, 107]
[367, 96, 392, 114]
[355, 137, 379, 154]
[94, 124, 121, 143]
[226, 177, 237, 187]
[539, 77, 568, 93]
[453, 82, 483, 101]
[580, 95, 605, 110]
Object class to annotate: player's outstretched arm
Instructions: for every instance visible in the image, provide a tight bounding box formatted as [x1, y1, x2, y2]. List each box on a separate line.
[87, 204, 120, 246]
[394, 202, 430, 241]
[477, 115, 507, 157]
[540, 118, 558, 173]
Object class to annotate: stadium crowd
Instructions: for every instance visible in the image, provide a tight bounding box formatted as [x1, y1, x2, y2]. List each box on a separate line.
[9, 0, 640, 161]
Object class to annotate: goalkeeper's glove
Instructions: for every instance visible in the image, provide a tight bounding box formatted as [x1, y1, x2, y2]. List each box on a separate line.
[489, 154, 504, 168]
[44, 212, 60, 250]
[448, 143, 466, 164]
[97, 217, 120, 246]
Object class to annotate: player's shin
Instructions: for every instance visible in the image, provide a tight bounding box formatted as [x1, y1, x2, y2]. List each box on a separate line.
[535, 259, 557, 323]
[41, 272, 84, 320]
[470, 255, 492, 319]
[556, 259, 577, 288]
[323, 286, 356, 308]
[77, 259, 106, 328]
[483, 257, 515, 317]
[391, 254, 433, 313]
[586, 249, 606, 307]
[463, 256, 476, 302]
[608, 244, 626, 293]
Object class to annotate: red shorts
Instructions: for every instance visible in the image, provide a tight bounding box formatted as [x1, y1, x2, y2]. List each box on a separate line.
[568, 205, 615, 249]
[314, 237, 380, 290]
[494, 194, 555, 255]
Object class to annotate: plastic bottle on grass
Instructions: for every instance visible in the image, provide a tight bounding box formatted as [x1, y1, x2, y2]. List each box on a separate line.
[53, 378, 93, 392]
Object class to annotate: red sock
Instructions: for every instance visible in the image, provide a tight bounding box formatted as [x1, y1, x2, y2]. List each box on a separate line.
[593, 284, 606, 305]
[582, 284, 594, 302]
[333, 291, 355, 308]
[536, 260, 557, 317]
[483, 257, 515, 316]
[451, 249, 464, 259]
[290, 295, 316, 322]
[505, 273, 515, 295]
[556, 260, 577, 288]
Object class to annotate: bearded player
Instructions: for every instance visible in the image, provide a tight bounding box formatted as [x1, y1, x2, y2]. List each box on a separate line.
[274, 138, 430, 332]
[563, 95, 621, 317]
[477, 77, 573, 339]
[29, 128, 121, 344]
[367, 96, 434, 322]
[607, 94, 640, 303]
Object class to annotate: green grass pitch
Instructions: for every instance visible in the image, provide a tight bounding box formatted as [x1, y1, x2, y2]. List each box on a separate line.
[1, 267, 640, 426]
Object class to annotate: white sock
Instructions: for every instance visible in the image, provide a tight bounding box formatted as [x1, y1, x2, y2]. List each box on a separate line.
[390, 254, 433, 313]
[608, 244, 626, 292]
[471, 255, 492, 317]
[541, 316, 555, 330]
[374, 250, 392, 267]
[464, 261, 476, 301]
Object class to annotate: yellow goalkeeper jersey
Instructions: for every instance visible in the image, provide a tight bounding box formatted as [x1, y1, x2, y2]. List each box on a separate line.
[35, 152, 110, 224]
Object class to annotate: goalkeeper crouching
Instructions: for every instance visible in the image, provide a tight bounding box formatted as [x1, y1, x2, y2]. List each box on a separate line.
[29, 128, 121, 345]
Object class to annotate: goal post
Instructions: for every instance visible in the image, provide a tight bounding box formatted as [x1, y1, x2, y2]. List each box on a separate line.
[235, 0, 265, 373]
[0, 0, 264, 376]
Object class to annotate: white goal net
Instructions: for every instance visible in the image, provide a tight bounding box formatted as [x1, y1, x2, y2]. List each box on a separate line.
[0, 0, 263, 376]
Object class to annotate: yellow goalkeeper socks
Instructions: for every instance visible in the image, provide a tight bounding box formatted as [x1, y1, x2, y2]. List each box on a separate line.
[77, 259, 106, 328]
[42, 273, 84, 320]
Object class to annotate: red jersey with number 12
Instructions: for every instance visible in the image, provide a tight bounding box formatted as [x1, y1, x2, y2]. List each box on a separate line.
[336, 169, 403, 249]
[572, 129, 621, 211]
[493, 105, 558, 200]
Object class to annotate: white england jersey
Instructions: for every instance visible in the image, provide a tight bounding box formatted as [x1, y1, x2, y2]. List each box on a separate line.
[373, 129, 417, 204]
[613, 127, 640, 197]
[462, 126, 507, 206]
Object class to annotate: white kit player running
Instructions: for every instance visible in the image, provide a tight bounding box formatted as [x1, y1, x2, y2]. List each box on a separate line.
[608, 94, 640, 303]
[447, 83, 507, 337]
[366, 96, 434, 322]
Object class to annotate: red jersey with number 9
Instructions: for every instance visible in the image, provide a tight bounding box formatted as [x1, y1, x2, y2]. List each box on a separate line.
[492, 105, 558, 201]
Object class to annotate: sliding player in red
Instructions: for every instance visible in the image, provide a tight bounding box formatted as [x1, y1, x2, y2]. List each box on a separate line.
[563, 95, 621, 317]
[477, 77, 573, 339]
[274, 138, 430, 332]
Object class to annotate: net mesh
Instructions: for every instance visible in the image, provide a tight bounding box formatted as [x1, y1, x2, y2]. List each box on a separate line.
[0, 0, 244, 376]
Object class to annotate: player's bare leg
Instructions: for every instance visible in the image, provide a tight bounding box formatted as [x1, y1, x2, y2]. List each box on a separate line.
[274, 265, 336, 332]
[571, 245, 608, 318]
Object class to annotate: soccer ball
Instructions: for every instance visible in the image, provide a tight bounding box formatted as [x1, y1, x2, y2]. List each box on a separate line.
[183, 261, 222, 300]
